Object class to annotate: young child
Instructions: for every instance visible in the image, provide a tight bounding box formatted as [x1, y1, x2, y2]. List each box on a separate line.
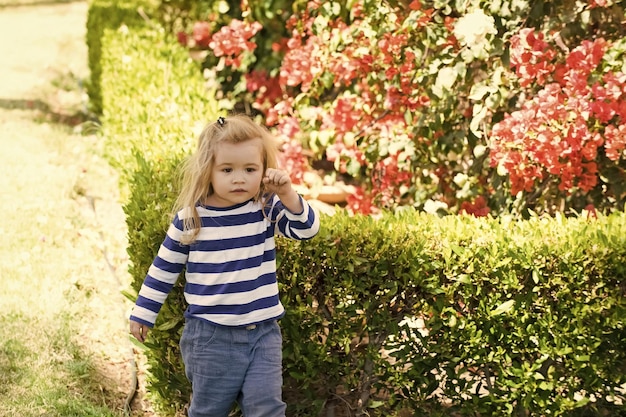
[129, 114, 320, 417]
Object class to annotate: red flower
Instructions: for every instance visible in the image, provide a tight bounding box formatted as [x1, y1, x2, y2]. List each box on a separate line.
[409, 0, 422, 11]
[347, 186, 376, 215]
[604, 124, 626, 161]
[176, 31, 188, 47]
[460, 196, 490, 217]
[279, 139, 307, 185]
[509, 28, 556, 87]
[245, 70, 282, 113]
[192, 21, 211, 48]
[208, 20, 262, 68]
[584, 204, 598, 219]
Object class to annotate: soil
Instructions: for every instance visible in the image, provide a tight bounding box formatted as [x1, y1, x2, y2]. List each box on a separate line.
[0, 1, 155, 415]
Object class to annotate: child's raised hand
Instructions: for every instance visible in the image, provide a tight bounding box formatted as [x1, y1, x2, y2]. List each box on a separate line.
[263, 168, 292, 196]
[263, 168, 304, 214]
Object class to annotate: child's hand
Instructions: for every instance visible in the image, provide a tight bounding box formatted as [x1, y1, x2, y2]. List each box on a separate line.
[263, 168, 304, 213]
[130, 319, 150, 343]
[263, 168, 292, 197]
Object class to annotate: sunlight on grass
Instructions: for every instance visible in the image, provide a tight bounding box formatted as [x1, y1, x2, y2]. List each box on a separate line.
[0, 2, 140, 415]
[0, 115, 133, 417]
[0, 122, 90, 316]
[0, 313, 121, 417]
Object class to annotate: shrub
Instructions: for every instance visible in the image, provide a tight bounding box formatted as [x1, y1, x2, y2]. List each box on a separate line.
[97, 11, 626, 417]
[99, 24, 218, 415]
[86, 0, 157, 115]
[174, 0, 626, 217]
[277, 210, 626, 416]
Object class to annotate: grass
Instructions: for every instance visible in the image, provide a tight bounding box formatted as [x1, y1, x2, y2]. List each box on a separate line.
[0, 313, 119, 417]
[0, 111, 135, 416]
[0, 3, 139, 411]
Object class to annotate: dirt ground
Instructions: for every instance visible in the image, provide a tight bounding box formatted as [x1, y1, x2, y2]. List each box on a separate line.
[0, 1, 154, 415]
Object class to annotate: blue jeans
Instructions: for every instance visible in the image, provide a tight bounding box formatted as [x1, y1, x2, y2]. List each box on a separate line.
[179, 318, 286, 417]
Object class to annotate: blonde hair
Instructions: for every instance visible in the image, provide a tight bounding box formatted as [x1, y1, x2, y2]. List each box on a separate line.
[174, 114, 280, 244]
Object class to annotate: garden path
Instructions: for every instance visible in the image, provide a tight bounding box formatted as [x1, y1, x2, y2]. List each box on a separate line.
[0, 1, 154, 414]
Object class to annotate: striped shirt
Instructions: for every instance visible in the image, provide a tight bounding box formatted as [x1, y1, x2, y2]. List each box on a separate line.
[130, 195, 319, 328]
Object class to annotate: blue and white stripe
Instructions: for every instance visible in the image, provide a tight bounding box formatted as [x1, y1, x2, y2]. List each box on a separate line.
[130, 195, 319, 327]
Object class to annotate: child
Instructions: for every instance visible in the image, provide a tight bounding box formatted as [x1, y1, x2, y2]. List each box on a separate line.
[129, 114, 320, 417]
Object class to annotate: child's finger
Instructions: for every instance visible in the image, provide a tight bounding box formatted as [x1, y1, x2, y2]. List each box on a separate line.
[265, 171, 284, 184]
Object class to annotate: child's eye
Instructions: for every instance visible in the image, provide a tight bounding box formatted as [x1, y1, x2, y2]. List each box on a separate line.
[246, 167, 257, 173]
[222, 168, 232, 173]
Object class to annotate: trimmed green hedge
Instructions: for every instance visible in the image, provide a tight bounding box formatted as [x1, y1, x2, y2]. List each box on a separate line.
[86, 0, 157, 115]
[99, 21, 219, 179]
[277, 211, 626, 416]
[99, 24, 217, 416]
[97, 21, 626, 417]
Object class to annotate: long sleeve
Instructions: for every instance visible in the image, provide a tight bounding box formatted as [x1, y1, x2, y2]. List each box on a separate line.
[129, 216, 189, 327]
[129, 197, 319, 328]
[273, 195, 320, 240]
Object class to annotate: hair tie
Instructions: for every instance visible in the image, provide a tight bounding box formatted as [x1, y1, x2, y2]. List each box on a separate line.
[217, 116, 226, 126]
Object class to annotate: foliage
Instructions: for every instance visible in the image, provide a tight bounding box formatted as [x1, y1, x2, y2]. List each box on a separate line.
[175, 0, 626, 217]
[95, 5, 626, 417]
[85, 0, 157, 115]
[277, 209, 626, 416]
[98, 19, 220, 184]
[124, 152, 191, 416]
[99, 24, 220, 414]
[92, 4, 626, 416]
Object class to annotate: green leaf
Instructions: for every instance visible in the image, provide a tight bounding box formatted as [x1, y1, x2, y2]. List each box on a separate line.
[470, 104, 488, 137]
[468, 85, 491, 101]
[404, 110, 413, 124]
[456, 274, 471, 284]
[490, 299, 515, 316]
[155, 318, 180, 331]
[368, 400, 384, 408]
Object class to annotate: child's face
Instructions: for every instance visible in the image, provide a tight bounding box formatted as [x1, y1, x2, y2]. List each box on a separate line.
[205, 138, 265, 208]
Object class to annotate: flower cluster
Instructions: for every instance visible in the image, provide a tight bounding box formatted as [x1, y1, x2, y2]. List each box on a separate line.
[278, 138, 308, 185]
[509, 28, 556, 87]
[245, 70, 282, 114]
[346, 186, 376, 215]
[279, 34, 323, 93]
[491, 31, 626, 195]
[269, 4, 437, 213]
[208, 19, 262, 67]
[460, 195, 490, 217]
[190, 21, 212, 48]
[371, 154, 413, 208]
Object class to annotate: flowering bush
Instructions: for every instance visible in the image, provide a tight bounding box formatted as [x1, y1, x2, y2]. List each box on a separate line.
[491, 31, 626, 212]
[173, 0, 626, 217]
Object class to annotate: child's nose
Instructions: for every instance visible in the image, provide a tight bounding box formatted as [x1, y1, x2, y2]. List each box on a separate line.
[233, 172, 245, 183]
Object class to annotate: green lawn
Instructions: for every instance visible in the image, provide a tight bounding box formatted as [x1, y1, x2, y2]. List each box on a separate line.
[0, 110, 137, 416]
[0, 69, 138, 417]
[0, 313, 120, 417]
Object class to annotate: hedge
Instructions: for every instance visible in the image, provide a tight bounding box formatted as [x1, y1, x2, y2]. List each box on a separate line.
[86, 0, 158, 115]
[277, 210, 626, 416]
[99, 20, 217, 416]
[96, 16, 626, 417]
